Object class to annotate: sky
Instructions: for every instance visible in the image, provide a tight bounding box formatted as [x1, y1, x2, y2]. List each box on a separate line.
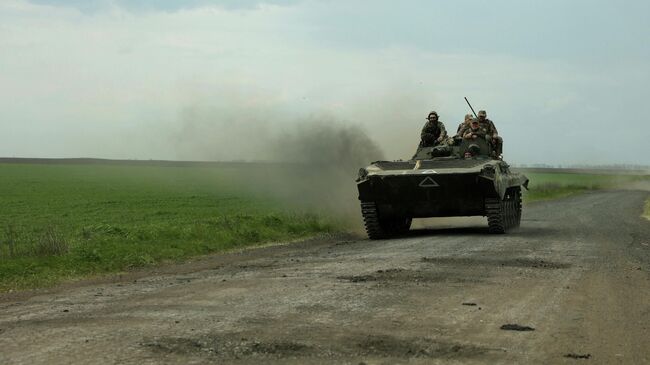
[1, 0, 649, 165]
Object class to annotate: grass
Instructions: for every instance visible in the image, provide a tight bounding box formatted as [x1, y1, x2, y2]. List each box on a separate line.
[521, 171, 649, 203]
[1, 162, 647, 292]
[0, 163, 337, 292]
[644, 198, 650, 221]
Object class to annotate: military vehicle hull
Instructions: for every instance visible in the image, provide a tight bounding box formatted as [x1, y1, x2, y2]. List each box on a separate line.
[356, 140, 529, 239]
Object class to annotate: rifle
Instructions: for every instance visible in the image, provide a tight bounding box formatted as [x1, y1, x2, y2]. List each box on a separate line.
[464, 97, 478, 118]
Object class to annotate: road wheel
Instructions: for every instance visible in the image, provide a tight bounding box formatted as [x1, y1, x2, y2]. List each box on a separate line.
[506, 190, 515, 229]
[485, 197, 506, 233]
[513, 187, 522, 228]
[360, 202, 411, 239]
[496, 187, 522, 231]
[360, 201, 387, 240]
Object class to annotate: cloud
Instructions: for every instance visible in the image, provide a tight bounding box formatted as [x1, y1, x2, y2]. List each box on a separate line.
[0, 0, 648, 166]
[27, 0, 302, 13]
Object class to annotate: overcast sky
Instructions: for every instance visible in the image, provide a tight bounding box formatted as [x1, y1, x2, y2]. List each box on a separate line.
[1, 0, 649, 165]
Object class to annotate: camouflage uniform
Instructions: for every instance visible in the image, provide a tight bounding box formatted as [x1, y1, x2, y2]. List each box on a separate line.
[419, 112, 448, 147]
[478, 118, 498, 136]
[462, 123, 488, 140]
[456, 114, 474, 135]
[476, 110, 502, 156]
[458, 119, 484, 138]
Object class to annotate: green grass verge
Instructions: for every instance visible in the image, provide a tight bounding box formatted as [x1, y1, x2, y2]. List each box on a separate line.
[0, 163, 337, 292]
[522, 172, 649, 203]
[2, 163, 647, 292]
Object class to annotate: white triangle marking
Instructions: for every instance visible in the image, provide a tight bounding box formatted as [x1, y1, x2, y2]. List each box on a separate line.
[419, 176, 439, 187]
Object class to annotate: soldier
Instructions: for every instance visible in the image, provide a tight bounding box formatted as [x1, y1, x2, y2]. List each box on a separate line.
[419, 111, 448, 148]
[462, 119, 488, 140]
[463, 144, 482, 159]
[456, 114, 474, 135]
[477, 110, 503, 157]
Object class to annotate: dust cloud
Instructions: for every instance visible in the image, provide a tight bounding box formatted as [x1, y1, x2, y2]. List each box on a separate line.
[270, 116, 384, 166]
[173, 106, 273, 162]
[266, 118, 384, 226]
[173, 108, 386, 228]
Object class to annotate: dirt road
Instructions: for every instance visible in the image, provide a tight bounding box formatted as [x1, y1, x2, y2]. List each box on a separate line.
[1, 190, 649, 364]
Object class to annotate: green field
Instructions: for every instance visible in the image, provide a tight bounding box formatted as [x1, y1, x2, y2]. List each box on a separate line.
[521, 171, 649, 202]
[1, 162, 648, 292]
[0, 162, 338, 291]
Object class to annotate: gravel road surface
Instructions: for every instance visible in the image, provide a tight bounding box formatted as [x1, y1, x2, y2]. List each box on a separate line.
[1, 189, 649, 364]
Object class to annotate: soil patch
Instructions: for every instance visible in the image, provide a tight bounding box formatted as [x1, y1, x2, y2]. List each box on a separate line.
[337, 268, 477, 285]
[500, 324, 535, 331]
[564, 353, 591, 359]
[422, 257, 571, 269]
[142, 333, 491, 360]
[142, 335, 317, 359]
[355, 334, 488, 359]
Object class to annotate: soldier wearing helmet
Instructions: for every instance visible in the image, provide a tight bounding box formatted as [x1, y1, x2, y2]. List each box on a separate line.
[477, 110, 503, 157]
[419, 111, 448, 148]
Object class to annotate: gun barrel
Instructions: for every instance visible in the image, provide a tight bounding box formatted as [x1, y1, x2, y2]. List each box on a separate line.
[464, 97, 478, 118]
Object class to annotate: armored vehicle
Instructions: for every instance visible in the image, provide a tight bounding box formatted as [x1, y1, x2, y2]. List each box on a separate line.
[356, 137, 529, 239]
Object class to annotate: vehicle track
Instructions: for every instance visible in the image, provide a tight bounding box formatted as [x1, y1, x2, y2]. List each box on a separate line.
[1, 190, 649, 364]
